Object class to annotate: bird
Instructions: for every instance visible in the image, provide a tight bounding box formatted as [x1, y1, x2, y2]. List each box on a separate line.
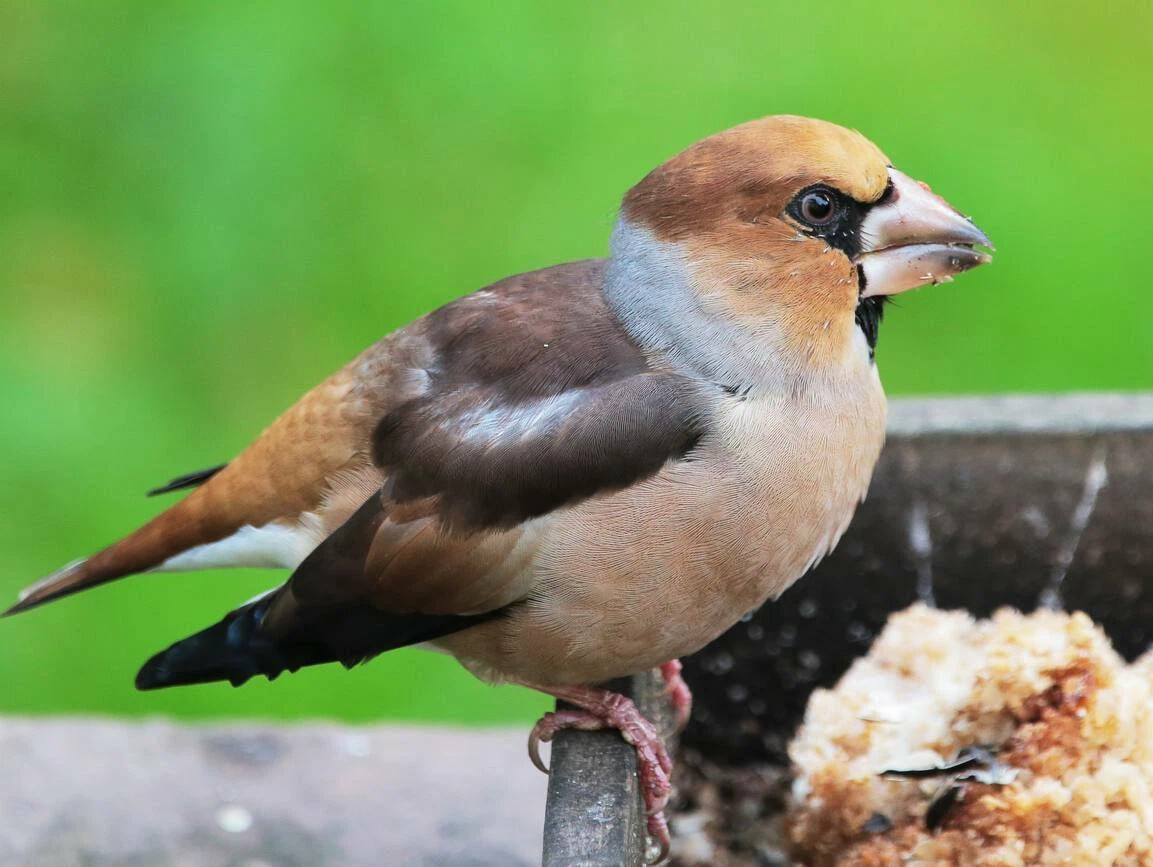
[4, 115, 991, 861]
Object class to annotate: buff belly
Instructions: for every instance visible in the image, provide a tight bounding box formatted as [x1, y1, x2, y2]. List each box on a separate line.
[438, 389, 886, 686]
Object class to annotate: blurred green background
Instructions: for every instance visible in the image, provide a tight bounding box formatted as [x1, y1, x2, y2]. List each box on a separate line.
[1, 0, 1151, 725]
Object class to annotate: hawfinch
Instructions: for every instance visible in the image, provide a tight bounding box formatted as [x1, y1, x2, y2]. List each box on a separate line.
[5, 115, 991, 858]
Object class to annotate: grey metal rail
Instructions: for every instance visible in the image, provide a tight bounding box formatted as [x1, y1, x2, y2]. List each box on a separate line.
[541, 672, 674, 866]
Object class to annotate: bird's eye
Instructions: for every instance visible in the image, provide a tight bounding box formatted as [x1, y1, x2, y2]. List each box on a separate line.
[798, 189, 837, 226]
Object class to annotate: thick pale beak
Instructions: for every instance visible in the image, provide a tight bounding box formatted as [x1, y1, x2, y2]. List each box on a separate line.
[856, 168, 993, 298]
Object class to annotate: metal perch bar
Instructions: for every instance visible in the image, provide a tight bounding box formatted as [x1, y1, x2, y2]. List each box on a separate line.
[542, 671, 675, 866]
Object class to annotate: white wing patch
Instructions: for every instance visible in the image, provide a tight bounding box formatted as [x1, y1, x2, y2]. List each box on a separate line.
[451, 391, 586, 447]
[152, 518, 322, 573]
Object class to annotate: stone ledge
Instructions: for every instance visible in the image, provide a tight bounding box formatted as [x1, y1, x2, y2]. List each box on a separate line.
[0, 716, 545, 867]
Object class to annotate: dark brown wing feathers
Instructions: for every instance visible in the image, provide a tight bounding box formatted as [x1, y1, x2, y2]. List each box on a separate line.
[374, 260, 706, 530]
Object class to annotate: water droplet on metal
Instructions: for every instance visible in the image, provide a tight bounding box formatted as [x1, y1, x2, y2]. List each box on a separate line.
[216, 804, 253, 834]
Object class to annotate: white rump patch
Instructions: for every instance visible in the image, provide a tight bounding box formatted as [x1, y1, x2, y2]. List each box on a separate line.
[152, 520, 321, 573]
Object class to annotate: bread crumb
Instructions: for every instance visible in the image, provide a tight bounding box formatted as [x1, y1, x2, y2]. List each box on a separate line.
[786, 604, 1153, 865]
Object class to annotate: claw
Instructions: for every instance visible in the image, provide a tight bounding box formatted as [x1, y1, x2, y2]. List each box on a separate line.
[528, 728, 549, 774]
[528, 709, 612, 774]
[525, 684, 675, 862]
[646, 811, 671, 864]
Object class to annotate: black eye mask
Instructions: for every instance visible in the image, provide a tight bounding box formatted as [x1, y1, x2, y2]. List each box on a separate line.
[785, 180, 894, 260]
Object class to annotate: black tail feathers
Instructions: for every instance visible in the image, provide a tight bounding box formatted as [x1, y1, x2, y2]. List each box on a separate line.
[135, 597, 325, 690]
[135, 595, 507, 691]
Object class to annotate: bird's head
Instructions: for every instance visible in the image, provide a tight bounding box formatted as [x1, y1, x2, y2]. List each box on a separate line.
[609, 115, 992, 381]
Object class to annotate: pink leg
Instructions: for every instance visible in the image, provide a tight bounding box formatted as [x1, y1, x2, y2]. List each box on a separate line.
[659, 659, 693, 729]
[527, 683, 674, 863]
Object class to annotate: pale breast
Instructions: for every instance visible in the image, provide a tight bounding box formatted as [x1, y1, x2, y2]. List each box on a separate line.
[444, 371, 887, 686]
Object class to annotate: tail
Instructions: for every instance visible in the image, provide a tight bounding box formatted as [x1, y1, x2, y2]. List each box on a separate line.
[135, 595, 322, 689]
[135, 590, 505, 691]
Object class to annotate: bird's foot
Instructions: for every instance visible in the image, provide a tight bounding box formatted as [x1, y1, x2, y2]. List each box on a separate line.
[527, 684, 674, 863]
[659, 659, 692, 729]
